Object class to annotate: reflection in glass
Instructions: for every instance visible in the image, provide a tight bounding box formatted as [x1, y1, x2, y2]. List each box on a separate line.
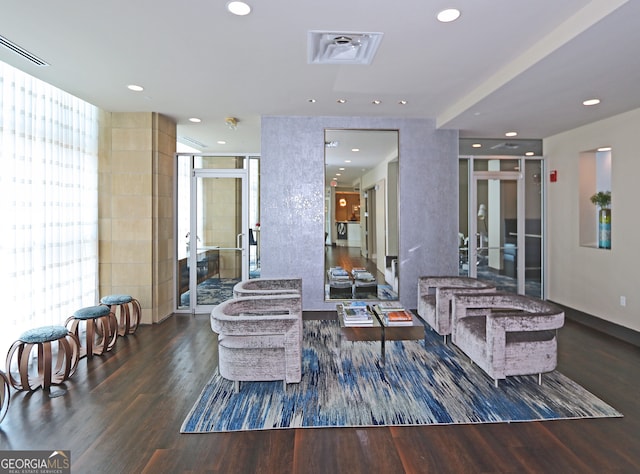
[324, 130, 399, 301]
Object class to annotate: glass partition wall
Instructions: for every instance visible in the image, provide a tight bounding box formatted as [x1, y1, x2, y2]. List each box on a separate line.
[459, 156, 544, 298]
[176, 154, 260, 313]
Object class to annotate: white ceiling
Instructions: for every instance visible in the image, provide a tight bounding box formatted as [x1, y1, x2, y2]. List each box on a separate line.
[2, 0, 639, 155]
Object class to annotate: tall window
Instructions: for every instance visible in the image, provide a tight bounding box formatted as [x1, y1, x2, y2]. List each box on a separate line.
[0, 60, 99, 358]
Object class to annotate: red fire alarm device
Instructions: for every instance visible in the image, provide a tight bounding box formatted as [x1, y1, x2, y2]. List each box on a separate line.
[550, 170, 557, 182]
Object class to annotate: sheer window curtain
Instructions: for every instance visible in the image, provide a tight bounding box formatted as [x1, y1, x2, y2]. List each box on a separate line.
[0, 61, 99, 359]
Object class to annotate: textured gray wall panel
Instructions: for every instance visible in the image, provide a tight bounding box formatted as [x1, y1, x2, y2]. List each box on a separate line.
[261, 116, 458, 310]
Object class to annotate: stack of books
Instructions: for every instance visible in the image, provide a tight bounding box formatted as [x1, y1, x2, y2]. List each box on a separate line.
[372, 303, 414, 326]
[329, 267, 350, 280]
[352, 268, 375, 281]
[340, 302, 374, 326]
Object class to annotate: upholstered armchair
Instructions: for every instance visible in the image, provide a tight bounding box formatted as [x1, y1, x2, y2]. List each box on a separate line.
[233, 278, 302, 298]
[210, 293, 302, 392]
[417, 276, 495, 342]
[451, 293, 564, 387]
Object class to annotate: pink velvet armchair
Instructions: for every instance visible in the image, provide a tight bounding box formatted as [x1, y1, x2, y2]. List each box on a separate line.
[210, 293, 302, 392]
[417, 276, 495, 342]
[451, 293, 564, 387]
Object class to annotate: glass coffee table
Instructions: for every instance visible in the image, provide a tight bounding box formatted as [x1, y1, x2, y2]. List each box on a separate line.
[336, 303, 429, 367]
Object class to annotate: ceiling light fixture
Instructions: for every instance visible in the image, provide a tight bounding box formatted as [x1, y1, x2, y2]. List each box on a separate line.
[217, 140, 227, 145]
[127, 84, 144, 92]
[525, 151, 535, 156]
[505, 131, 518, 137]
[472, 143, 482, 148]
[225, 117, 239, 130]
[308, 98, 316, 103]
[372, 100, 381, 105]
[351, 148, 360, 152]
[398, 100, 407, 105]
[597, 146, 612, 152]
[583, 98, 601, 106]
[437, 8, 461, 23]
[188, 117, 201, 123]
[227, 1, 251, 16]
[337, 98, 347, 104]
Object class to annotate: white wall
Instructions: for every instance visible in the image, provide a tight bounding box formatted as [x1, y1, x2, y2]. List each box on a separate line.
[545, 107, 640, 331]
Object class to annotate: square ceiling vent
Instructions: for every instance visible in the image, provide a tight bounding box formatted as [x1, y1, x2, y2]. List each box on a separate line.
[308, 31, 383, 65]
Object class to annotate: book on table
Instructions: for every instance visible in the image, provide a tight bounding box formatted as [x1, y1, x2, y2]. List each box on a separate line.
[329, 267, 350, 280]
[374, 301, 404, 311]
[351, 268, 375, 281]
[382, 309, 415, 326]
[339, 303, 374, 326]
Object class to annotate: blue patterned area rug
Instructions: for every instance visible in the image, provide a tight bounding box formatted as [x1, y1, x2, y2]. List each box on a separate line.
[181, 320, 621, 433]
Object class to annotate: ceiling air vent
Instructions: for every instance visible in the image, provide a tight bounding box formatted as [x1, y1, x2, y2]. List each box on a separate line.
[308, 31, 383, 65]
[0, 35, 49, 66]
[178, 136, 207, 149]
[490, 142, 521, 150]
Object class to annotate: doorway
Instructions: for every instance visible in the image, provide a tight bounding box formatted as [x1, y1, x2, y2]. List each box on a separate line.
[460, 157, 544, 298]
[176, 154, 255, 313]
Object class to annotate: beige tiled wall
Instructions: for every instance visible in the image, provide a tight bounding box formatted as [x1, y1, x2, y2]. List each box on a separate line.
[99, 112, 176, 324]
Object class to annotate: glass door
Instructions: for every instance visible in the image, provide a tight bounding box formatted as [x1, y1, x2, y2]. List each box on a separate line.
[465, 158, 543, 298]
[177, 166, 249, 312]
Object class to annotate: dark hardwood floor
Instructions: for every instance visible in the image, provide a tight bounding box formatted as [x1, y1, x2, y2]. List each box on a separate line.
[1, 309, 639, 473]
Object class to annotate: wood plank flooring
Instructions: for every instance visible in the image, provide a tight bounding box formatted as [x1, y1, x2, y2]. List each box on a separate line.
[1, 311, 638, 473]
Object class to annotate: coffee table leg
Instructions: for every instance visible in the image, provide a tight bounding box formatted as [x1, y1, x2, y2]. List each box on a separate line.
[380, 325, 386, 368]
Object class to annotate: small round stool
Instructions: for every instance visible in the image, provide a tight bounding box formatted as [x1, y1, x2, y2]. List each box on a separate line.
[100, 294, 141, 336]
[5, 326, 80, 391]
[1, 370, 10, 423]
[65, 306, 117, 358]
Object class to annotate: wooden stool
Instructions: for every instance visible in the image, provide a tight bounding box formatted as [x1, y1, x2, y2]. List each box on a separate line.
[65, 306, 117, 358]
[100, 294, 141, 336]
[5, 326, 80, 391]
[1, 370, 9, 423]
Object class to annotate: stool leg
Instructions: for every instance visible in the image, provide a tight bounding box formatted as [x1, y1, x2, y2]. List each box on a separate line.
[0, 371, 9, 424]
[40, 341, 53, 390]
[129, 299, 141, 334]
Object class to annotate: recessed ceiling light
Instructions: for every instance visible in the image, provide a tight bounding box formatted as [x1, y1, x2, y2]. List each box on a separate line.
[188, 117, 201, 123]
[505, 131, 518, 137]
[398, 100, 407, 105]
[351, 148, 360, 152]
[597, 146, 612, 152]
[337, 98, 347, 104]
[472, 143, 482, 148]
[345, 160, 351, 163]
[217, 140, 227, 145]
[336, 173, 342, 176]
[227, 1, 251, 16]
[127, 84, 144, 92]
[372, 100, 381, 105]
[525, 151, 535, 156]
[583, 98, 601, 106]
[339, 167, 345, 171]
[437, 9, 461, 23]
[308, 98, 316, 103]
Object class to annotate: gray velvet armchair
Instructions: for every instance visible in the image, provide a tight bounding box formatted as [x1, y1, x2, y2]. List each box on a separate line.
[233, 278, 302, 298]
[210, 293, 302, 392]
[417, 276, 495, 342]
[451, 293, 564, 387]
